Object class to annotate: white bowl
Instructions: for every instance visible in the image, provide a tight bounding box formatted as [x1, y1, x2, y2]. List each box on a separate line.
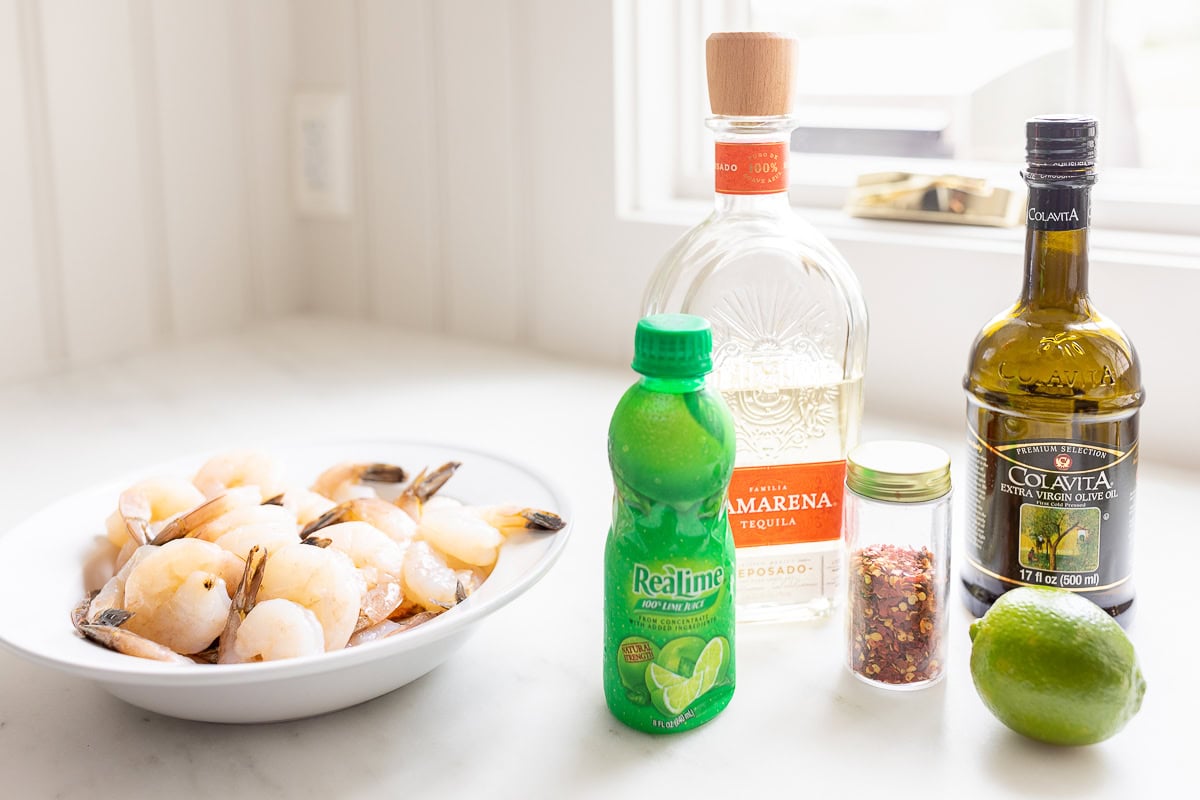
[0, 439, 572, 723]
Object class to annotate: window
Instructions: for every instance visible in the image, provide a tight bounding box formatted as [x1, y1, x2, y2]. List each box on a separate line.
[622, 0, 1200, 238]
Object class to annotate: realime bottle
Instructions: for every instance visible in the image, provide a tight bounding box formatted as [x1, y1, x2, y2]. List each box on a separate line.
[643, 33, 868, 623]
[962, 116, 1143, 625]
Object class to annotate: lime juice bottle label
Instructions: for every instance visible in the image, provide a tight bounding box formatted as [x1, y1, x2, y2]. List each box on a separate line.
[604, 537, 736, 732]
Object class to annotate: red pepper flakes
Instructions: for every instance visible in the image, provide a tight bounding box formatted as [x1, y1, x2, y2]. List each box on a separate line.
[849, 543, 942, 685]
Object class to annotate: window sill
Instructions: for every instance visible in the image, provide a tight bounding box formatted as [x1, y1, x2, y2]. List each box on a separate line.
[632, 197, 1200, 272]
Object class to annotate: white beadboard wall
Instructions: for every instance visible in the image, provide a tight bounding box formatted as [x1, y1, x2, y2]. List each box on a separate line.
[0, 0, 532, 383]
[0, 0, 297, 383]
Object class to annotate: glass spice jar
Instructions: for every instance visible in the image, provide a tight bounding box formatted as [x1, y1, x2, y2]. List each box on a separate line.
[843, 441, 952, 690]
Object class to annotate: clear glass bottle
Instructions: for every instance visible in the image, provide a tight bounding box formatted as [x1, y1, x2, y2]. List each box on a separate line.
[842, 441, 952, 690]
[643, 33, 868, 622]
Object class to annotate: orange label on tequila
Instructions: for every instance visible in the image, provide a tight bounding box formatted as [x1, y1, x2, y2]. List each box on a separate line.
[714, 141, 788, 195]
[726, 461, 846, 548]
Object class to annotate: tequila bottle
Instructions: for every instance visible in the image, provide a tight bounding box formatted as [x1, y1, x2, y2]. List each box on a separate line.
[643, 33, 868, 622]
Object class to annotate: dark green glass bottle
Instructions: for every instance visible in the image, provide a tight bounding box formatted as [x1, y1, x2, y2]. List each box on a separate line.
[962, 116, 1143, 626]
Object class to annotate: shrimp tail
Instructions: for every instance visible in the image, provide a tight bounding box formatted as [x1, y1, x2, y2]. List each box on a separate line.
[396, 461, 461, 518]
[77, 621, 194, 664]
[93, 607, 135, 627]
[262, 494, 285, 507]
[73, 601, 192, 665]
[483, 506, 566, 532]
[299, 505, 350, 539]
[300, 536, 332, 548]
[359, 463, 408, 484]
[217, 546, 268, 664]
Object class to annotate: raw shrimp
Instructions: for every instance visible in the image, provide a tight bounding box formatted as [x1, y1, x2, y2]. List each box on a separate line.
[317, 521, 408, 628]
[71, 600, 192, 664]
[348, 611, 439, 647]
[301, 497, 417, 542]
[193, 450, 287, 502]
[82, 536, 119, 593]
[89, 545, 155, 621]
[216, 545, 268, 664]
[257, 543, 364, 651]
[403, 540, 467, 612]
[216, 548, 324, 664]
[104, 477, 207, 549]
[189, 502, 296, 543]
[213, 522, 298, 559]
[231, 600, 325, 662]
[151, 487, 260, 545]
[281, 488, 337, 527]
[394, 462, 460, 520]
[311, 462, 407, 503]
[122, 539, 243, 654]
[418, 507, 503, 568]
[474, 505, 567, 534]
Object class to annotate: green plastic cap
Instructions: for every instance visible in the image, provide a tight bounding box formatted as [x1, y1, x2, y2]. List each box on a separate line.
[631, 314, 714, 378]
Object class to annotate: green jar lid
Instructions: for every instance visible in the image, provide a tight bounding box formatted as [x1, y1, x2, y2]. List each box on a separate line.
[846, 440, 952, 503]
[631, 314, 714, 378]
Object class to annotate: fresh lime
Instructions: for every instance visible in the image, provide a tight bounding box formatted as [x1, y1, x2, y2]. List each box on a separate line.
[655, 636, 706, 677]
[969, 586, 1146, 746]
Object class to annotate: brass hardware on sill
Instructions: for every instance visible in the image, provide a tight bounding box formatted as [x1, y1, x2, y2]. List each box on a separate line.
[845, 172, 1023, 227]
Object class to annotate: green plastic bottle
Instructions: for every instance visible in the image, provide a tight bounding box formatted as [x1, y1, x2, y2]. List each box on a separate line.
[604, 314, 737, 733]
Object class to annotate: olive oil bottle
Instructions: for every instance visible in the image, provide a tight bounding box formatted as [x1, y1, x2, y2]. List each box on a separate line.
[962, 116, 1143, 626]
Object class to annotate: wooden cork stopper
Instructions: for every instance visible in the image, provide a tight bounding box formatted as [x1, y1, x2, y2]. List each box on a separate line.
[706, 32, 798, 116]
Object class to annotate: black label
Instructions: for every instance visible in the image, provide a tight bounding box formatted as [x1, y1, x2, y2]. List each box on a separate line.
[1026, 185, 1090, 231]
[966, 425, 1137, 593]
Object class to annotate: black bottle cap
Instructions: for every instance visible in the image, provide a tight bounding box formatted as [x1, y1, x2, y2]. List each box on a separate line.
[1024, 115, 1098, 183]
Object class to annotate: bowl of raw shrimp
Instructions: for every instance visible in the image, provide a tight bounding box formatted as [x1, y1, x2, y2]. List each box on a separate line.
[0, 439, 571, 723]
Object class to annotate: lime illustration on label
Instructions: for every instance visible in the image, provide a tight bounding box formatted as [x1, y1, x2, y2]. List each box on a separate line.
[616, 633, 732, 715]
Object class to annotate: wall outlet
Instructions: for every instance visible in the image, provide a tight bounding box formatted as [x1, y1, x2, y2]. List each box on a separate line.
[293, 93, 353, 218]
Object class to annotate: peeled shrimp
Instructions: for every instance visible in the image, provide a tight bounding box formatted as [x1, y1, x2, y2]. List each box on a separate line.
[104, 477, 207, 549]
[82, 536, 120, 593]
[403, 540, 466, 612]
[302, 497, 417, 543]
[172, 498, 298, 556]
[193, 450, 287, 502]
[190, 502, 296, 543]
[89, 545, 155, 621]
[348, 611, 439, 647]
[151, 487, 260, 545]
[231, 599, 325, 662]
[281, 488, 337, 527]
[418, 507, 503, 568]
[213, 522, 298, 559]
[257, 543, 364, 651]
[122, 539, 243, 654]
[311, 462, 407, 503]
[318, 522, 408, 628]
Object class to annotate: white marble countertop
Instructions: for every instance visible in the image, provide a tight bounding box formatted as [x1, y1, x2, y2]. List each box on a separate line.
[0, 316, 1192, 799]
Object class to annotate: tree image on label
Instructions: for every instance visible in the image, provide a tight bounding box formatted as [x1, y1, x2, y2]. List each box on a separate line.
[1018, 505, 1101, 572]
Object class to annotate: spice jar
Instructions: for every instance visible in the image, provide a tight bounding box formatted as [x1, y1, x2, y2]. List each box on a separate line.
[843, 441, 951, 690]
